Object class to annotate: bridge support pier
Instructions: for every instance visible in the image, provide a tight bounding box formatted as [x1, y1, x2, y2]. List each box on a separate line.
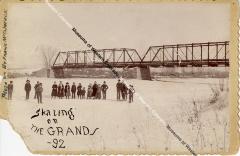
[53, 68, 65, 78]
[136, 66, 151, 80]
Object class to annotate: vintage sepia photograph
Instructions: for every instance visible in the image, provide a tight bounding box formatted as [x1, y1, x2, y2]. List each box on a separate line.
[0, 0, 239, 155]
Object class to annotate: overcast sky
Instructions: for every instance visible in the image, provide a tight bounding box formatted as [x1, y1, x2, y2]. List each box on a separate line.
[7, 3, 230, 69]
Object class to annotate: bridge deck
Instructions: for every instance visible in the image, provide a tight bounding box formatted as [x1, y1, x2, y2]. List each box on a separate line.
[52, 59, 229, 69]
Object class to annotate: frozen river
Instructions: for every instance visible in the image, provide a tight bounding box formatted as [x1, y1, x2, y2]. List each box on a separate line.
[7, 77, 229, 153]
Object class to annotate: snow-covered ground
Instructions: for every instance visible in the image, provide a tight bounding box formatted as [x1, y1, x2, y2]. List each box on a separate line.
[6, 77, 229, 154]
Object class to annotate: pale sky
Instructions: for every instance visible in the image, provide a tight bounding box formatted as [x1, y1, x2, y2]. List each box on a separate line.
[7, 3, 230, 69]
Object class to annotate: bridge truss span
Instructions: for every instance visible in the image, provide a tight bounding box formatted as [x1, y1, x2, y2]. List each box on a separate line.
[51, 41, 229, 78]
[53, 48, 142, 69]
[141, 41, 229, 67]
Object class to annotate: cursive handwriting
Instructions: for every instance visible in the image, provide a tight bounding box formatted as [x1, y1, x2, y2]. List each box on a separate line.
[31, 108, 75, 120]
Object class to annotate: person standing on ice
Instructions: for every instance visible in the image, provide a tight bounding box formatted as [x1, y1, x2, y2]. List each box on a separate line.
[116, 79, 122, 100]
[65, 82, 71, 99]
[36, 83, 43, 104]
[24, 79, 31, 100]
[121, 83, 128, 101]
[57, 82, 61, 98]
[7, 81, 13, 100]
[77, 83, 82, 99]
[51, 81, 58, 99]
[128, 85, 135, 103]
[71, 82, 76, 99]
[34, 81, 40, 99]
[61, 83, 65, 98]
[58, 81, 64, 99]
[64, 82, 68, 97]
[81, 87, 86, 99]
[92, 81, 98, 99]
[101, 81, 108, 100]
[87, 84, 93, 99]
[96, 84, 102, 99]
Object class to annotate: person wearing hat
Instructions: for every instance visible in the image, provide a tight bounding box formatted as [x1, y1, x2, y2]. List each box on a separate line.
[121, 82, 128, 101]
[128, 85, 135, 103]
[71, 82, 76, 99]
[101, 81, 109, 100]
[65, 82, 71, 99]
[58, 81, 64, 99]
[87, 84, 93, 99]
[36, 83, 43, 104]
[51, 81, 58, 99]
[24, 79, 31, 100]
[34, 81, 40, 99]
[116, 79, 122, 100]
[77, 83, 82, 99]
[7, 81, 13, 100]
[92, 81, 98, 99]
[96, 84, 102, 99]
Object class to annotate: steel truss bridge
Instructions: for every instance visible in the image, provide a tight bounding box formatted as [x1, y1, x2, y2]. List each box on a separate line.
[52, 41, 229, 78]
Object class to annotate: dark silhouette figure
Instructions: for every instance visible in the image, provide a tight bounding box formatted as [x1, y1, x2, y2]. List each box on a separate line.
[121, 83, 128, 101]
[77, 83, 82, 99]
[116, 79, 122, 100]
[51, 81, 58, 99]
[87, 84, 93, 99]
[71, 82, 76, 99]
[65, 82, 71, 99]
[34, 81, 40, 99]
[92, 81, 98, 98]
[96, 84, 102, 99]
[58, 81, 64, 99]
[101, 81, 108, 100]
[24, 80, 31, 100]
[128, 85, 135, 103]
[36, 83, 43, 104]
[7, 81, 13, 100]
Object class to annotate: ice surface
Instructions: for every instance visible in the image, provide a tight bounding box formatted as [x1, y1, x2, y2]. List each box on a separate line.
[6, 77, 229, 153]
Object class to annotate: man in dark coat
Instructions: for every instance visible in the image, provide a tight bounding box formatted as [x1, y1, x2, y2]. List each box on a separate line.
[61, 85, 65, 98]
[101, 81, 108, 100]
[7, 81, 13, 100]
[77, 83, 82, 99]
[24, 79, 31, 100]
[57, 81, 64, 99]
[128, 85, 135, 103]
[92, 81, 98, 99]
[36, 83, 43, 104]
[71, 82, 76, 99]
[121, 83, 128, 101]
[34, 81, 40, 99]
[57, 84, 61, 98]
[65, 82, 71, 99]
[116, 79, 122, 100]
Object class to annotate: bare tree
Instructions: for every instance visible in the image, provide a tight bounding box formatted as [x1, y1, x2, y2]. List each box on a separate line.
[38, 45, 58, 78]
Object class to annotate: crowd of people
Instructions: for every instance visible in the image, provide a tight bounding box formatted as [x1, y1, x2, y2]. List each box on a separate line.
[116, 79, 135, 102]
[6, 79, 135, 103]
[51, 81, 109, 100]
[25, 80, 43, 104]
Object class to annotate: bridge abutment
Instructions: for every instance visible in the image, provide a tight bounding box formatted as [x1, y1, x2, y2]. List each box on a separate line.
[53, 68, 65, 78]
[136, 66, 152, 80]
